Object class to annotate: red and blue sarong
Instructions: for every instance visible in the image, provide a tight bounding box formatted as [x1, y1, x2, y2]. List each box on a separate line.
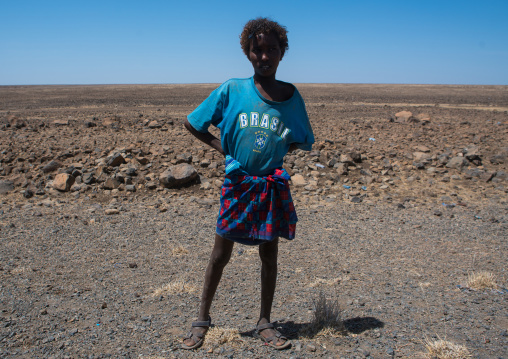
[216, 157, 298, 245]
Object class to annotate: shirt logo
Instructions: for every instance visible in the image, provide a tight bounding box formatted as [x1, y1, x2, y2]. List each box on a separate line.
[254, 131, 268, 150]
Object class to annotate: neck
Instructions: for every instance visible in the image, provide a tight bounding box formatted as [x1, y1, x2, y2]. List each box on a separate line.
[253, 73, 277, 87]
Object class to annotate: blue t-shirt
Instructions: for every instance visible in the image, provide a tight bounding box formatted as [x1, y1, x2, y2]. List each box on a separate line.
[187, 77, 314, 176]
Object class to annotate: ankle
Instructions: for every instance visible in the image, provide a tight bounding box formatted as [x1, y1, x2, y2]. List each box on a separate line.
[257, 317, 270, 325]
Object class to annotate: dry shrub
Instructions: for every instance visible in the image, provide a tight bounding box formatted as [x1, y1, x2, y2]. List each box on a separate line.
[171, 246, 189, 256]
[151, 280, 197, 297]
[466, 271, 497, 290]
[301, 291, 345, 338]
[203, 327, 243, 349]
[424, 338, 471, 359]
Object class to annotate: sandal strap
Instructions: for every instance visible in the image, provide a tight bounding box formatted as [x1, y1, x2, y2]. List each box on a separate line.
[191, 315, 211, 328]
[185, 330, 204, 340]
[256, 322, 275, 331]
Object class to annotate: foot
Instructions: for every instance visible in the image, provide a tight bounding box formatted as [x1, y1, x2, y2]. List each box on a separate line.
[256, 319, 291, 349]
[182, 316, 211, 350]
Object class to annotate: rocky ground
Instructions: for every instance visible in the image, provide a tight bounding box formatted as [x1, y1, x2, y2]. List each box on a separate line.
[0, 84, 507, 358]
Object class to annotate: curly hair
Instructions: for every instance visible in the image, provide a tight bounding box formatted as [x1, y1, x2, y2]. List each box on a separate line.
[240, 17, 289, 58]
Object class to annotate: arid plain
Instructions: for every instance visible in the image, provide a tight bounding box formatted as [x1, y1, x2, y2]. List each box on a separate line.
[0, 84, 507, 358]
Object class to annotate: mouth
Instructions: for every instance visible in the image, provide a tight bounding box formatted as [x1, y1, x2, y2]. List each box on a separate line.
[259, 65, 271, 71]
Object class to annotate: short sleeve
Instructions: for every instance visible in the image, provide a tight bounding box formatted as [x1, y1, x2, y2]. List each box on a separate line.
[293, 92, 315, 151]
[187, 82, 228, 133]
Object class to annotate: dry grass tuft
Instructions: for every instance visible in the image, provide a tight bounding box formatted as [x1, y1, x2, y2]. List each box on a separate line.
[466, 271, 497, 290]
[424, 338, 471, 359]
[301, 291, 345, 338]
[203, 327, 243, 349]
[170, 246, 189, 256]
[308, 277, 341, 288]
[151, 280, 198, 297]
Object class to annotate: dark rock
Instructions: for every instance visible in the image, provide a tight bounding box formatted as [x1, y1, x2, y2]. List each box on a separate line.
[107, 153, 126, 167]
[351, 151, 362, 163]
[82, 173, 96, 184]
[42, 160, 61, 173]
[23, 189, 34, 199]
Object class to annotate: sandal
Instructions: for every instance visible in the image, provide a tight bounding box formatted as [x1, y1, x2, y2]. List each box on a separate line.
[255, 322, 291, 350]
[182, 316, 211, 350]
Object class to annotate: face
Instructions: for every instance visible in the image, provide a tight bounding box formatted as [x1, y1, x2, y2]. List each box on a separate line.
[248, 32, 283, 78]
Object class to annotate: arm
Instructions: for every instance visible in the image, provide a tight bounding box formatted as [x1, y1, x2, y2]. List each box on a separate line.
[287, 143, 299, 153]
[184, 119, 225, 157]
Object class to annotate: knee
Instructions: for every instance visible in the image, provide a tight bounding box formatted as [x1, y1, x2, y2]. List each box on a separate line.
[209, 250, 231, 269]
[259, 249, 278, 268]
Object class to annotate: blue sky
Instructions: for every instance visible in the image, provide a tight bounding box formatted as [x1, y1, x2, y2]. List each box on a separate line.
[1, 0, 507, 85]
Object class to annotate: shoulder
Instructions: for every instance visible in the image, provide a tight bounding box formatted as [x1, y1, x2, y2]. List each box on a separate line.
[276, 80, 297, 101]
[222, 77, 251, 88]
[214, 77, 252, 96]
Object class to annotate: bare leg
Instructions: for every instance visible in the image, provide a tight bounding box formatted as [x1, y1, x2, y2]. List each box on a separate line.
[257, 238, 287, 347]
[183, 234, 234, 347]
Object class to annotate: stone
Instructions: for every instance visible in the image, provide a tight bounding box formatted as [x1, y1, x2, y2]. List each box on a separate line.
[351, 151, 362, 163]
[414, 145, 430, 153]
[159, 163, 198, 188]
[464, 168, 482, 179]
[291, 174, 307, 187]
[395, 110, 413, 122]
[82, 173, 96, 184]
[490, 147, 508, 163]
[147, 120, 161, 128]
[335, 163, 348, 175]
[107, 153, 126, 167]
[104, 177, 121, 190]
[136, 156, 149, 165]
[175, 153, 192, 164]
[121, 166, 137, 177]
[125, 184, 136, 192]
[53, 119, 69, 126]
[480, 171, 495, 182]
[9, 116, 27, 128]
[41, 160, 61, 173]
[463, 144, 482, 165]
[415, 113, 431, 123]
[339, 154, 354, 165]
[105, 208, 119, 215]
[327, 157, 337, 167]
[412, 152, 431, 162]
[446, 157, 468, 170]
[0, 180, 14, 194]
[53, 173, 75, 192]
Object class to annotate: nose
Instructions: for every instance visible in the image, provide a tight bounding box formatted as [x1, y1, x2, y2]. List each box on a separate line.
[261, 51, 269, 61]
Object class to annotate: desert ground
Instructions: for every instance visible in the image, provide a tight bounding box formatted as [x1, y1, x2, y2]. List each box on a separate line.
[0, 83, 507, 358]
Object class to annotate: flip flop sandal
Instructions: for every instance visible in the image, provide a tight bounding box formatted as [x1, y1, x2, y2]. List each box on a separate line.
[182, 316, 212, 350]
[255, 322, 291, 350]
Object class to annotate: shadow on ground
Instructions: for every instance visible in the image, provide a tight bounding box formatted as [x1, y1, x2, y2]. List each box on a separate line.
[240, 316, 384, 339]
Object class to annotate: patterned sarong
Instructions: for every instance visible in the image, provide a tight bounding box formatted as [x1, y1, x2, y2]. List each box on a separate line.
[216, 156, 298, 245]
